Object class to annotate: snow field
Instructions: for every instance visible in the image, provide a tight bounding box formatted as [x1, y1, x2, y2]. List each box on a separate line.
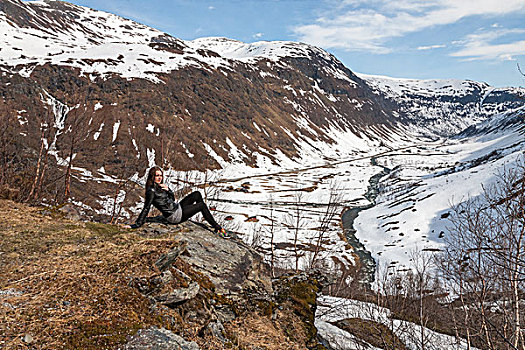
[355, 129, 525, 270]
[316, 295, 478, 350]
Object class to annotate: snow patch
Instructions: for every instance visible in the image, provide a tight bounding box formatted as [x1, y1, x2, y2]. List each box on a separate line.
[180, 142, 194, 158]
[146, 148, 156, 167]
[93, 123, 104, 140]
[112, 120, 120, 142]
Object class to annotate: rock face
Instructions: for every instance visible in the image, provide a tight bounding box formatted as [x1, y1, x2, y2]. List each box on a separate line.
[132, 222, 273, 308]
[273, 272, 332, 349]
[133, 222, 273, 298]
[180, 224, 273, 297]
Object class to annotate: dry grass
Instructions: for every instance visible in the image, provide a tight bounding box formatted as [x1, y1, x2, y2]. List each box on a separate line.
[225, 311, 307, 350]
[0, 199, 185, 349]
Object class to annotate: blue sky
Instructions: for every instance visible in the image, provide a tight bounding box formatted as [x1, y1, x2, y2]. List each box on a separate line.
[66, 0, 525, 87]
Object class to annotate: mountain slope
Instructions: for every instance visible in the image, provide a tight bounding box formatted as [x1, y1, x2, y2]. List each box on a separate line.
[0, 0, 401, 217]
[354, 107, 524, 270]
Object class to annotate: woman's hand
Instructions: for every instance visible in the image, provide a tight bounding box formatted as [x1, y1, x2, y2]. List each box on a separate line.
[159, 183, 169, 190]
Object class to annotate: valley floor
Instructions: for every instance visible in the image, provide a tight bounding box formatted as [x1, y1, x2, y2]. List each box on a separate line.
[192, 125, 524, 276]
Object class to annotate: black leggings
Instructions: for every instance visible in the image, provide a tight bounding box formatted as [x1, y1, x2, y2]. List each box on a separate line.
[179, 191, 220, 230]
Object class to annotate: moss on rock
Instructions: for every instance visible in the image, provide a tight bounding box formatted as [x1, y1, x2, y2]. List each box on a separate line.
[273, 273, 327, 349]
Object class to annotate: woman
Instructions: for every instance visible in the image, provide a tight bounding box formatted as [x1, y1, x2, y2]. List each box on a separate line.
[130, 166, 230, 238]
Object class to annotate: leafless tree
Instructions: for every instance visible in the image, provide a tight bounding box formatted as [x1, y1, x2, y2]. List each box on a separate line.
[309, 180, 343, 269]
[260, 194, 278, 277]
[0, 101, 45, 201]
[0, 107, 16, 193]
[57, 88, 94, 202]
[285, 190, 306, 272]
[26, 105, 54, 203]
[246, 222, 265, 252]
[108, 177, 135, 224]
[406, 250, 439, 350]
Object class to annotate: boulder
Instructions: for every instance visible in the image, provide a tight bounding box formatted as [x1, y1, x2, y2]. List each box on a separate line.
[155, 281, 200, 306]
[120, 327, 199, 350]
[155, 241, 188, 272]
[57, 203, 83, 221]
[179, 222, 273, 297]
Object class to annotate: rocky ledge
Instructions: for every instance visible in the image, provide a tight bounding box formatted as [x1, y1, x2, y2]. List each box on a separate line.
[0, 200, 329, 349]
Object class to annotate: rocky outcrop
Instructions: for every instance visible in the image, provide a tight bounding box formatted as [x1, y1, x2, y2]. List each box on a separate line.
[133, 222, 273, 297]
[126, 220, 327, 349]
[180, 225, 273, 297]
[273, 272, 333, 349]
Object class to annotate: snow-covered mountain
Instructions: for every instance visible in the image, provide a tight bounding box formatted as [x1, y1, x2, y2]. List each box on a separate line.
[1, 0, 524, 257]
[359, 73, 523, 136]
[2, 0, 524, 348]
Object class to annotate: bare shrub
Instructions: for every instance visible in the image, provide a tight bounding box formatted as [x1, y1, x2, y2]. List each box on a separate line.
[308, 180, 344, 270]
[436, 156, 525, 349]
[284, 191, 306, 272]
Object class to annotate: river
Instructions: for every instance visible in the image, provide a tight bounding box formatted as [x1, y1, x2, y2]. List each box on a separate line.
[341, 156, 391, 287]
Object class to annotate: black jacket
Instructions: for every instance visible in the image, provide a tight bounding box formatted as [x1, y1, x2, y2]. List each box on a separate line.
[133, 184, 180, 228]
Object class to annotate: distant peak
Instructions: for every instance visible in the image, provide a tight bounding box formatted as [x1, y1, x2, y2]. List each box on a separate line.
[191, 37, 243, 44]
[186, 37, 330, 62]
[356, 72, 492, 97]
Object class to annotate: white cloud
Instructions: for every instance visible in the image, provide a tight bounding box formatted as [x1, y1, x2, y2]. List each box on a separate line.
[292, 0, 525, 53]
[451, 28, 525, 61]
[208, 6, 215, 10]
[417, 44, 446, 50]
[253, 32, 264, 39]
